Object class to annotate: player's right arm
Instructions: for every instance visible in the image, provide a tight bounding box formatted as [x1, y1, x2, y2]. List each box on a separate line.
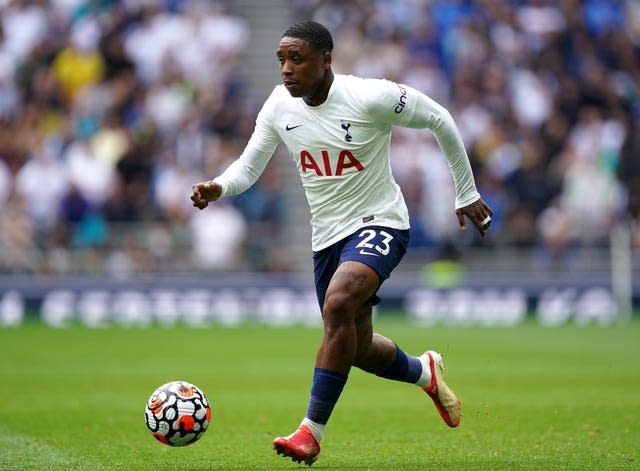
[191, 179, 222, 209]
[191, 87, 282, 210]
[190, 144, 276, 210]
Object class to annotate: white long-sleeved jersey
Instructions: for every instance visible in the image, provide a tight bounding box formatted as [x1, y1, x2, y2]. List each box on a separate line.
[214, 74, 480, 251]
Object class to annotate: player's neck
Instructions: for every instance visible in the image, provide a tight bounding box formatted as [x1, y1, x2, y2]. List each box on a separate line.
[303, 70, 334, 107]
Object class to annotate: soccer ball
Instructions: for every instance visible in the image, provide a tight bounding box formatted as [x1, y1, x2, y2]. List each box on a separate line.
[144, 380, 212, 446]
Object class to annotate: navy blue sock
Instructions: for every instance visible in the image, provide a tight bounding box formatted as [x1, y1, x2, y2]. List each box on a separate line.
[377, 346, 422, 383]
[305, 368, 348, 424]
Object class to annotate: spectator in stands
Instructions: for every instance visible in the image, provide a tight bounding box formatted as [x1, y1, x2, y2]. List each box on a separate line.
[51, 17, 105, 104]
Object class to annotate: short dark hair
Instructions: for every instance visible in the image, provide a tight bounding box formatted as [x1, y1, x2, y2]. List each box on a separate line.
[282, 21, 334, 52]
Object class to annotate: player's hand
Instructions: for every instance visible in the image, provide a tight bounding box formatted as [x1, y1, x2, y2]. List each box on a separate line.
[191, 180, 222, 210]
[455, 198, 494, 238]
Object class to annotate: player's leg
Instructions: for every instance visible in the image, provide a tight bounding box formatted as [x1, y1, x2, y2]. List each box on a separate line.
[353, 304, 392, 371]
[354, 308, 424, 381]
[273, 226, 459, 465]
[351, 307, 461, 428]
[352, 304, 424, 383]
[315, 260, 380, 373]
[273, 260, 379, 465]
[275, 227, 412, 464]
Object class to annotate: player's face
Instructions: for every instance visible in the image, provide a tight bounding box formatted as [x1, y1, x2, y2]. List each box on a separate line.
[277, 37, 331, 105]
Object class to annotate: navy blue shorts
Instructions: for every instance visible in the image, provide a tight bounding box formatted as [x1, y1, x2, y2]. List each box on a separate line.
[313, 226, 410, 311]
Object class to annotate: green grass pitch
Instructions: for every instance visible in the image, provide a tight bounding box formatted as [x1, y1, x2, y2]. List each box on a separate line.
[1, 315, 638, 470]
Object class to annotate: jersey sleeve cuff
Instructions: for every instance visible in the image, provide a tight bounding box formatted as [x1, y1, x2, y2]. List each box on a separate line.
[455, 191, 481, 209]
[212, 177, 227, 199]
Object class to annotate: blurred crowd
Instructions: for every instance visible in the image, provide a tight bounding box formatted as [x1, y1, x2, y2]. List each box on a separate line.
[0, 0, 638, 276]
[0, 0, 285, 275]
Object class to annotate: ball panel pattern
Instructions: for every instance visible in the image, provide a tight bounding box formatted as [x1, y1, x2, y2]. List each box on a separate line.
[144, 380, 211, 446]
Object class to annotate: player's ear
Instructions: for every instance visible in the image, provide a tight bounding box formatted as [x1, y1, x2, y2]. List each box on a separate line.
[322, 51, 332, 70]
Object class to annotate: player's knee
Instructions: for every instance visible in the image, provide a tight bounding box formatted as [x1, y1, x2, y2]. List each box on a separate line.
[323, 290, 357, 320]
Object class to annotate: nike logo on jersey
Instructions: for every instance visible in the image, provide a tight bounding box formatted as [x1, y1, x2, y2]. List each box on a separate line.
[286, 124, 302, 131]
[359, 249, 380, 257]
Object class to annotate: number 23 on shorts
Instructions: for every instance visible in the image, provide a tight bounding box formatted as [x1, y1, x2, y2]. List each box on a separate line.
[355, 229, 394, 256]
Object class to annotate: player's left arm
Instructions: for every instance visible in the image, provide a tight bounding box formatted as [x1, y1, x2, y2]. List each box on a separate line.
[408, 90, 493, 237]
[368, 81, 493, 237]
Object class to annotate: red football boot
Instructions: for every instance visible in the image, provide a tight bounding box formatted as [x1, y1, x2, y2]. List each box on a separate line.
[421, 350, 461, 427]
[273, 425, 321, 466]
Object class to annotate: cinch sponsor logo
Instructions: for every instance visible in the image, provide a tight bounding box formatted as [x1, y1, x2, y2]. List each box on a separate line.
[395, 85, 407, 113]
[300, 149, 364, 176]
